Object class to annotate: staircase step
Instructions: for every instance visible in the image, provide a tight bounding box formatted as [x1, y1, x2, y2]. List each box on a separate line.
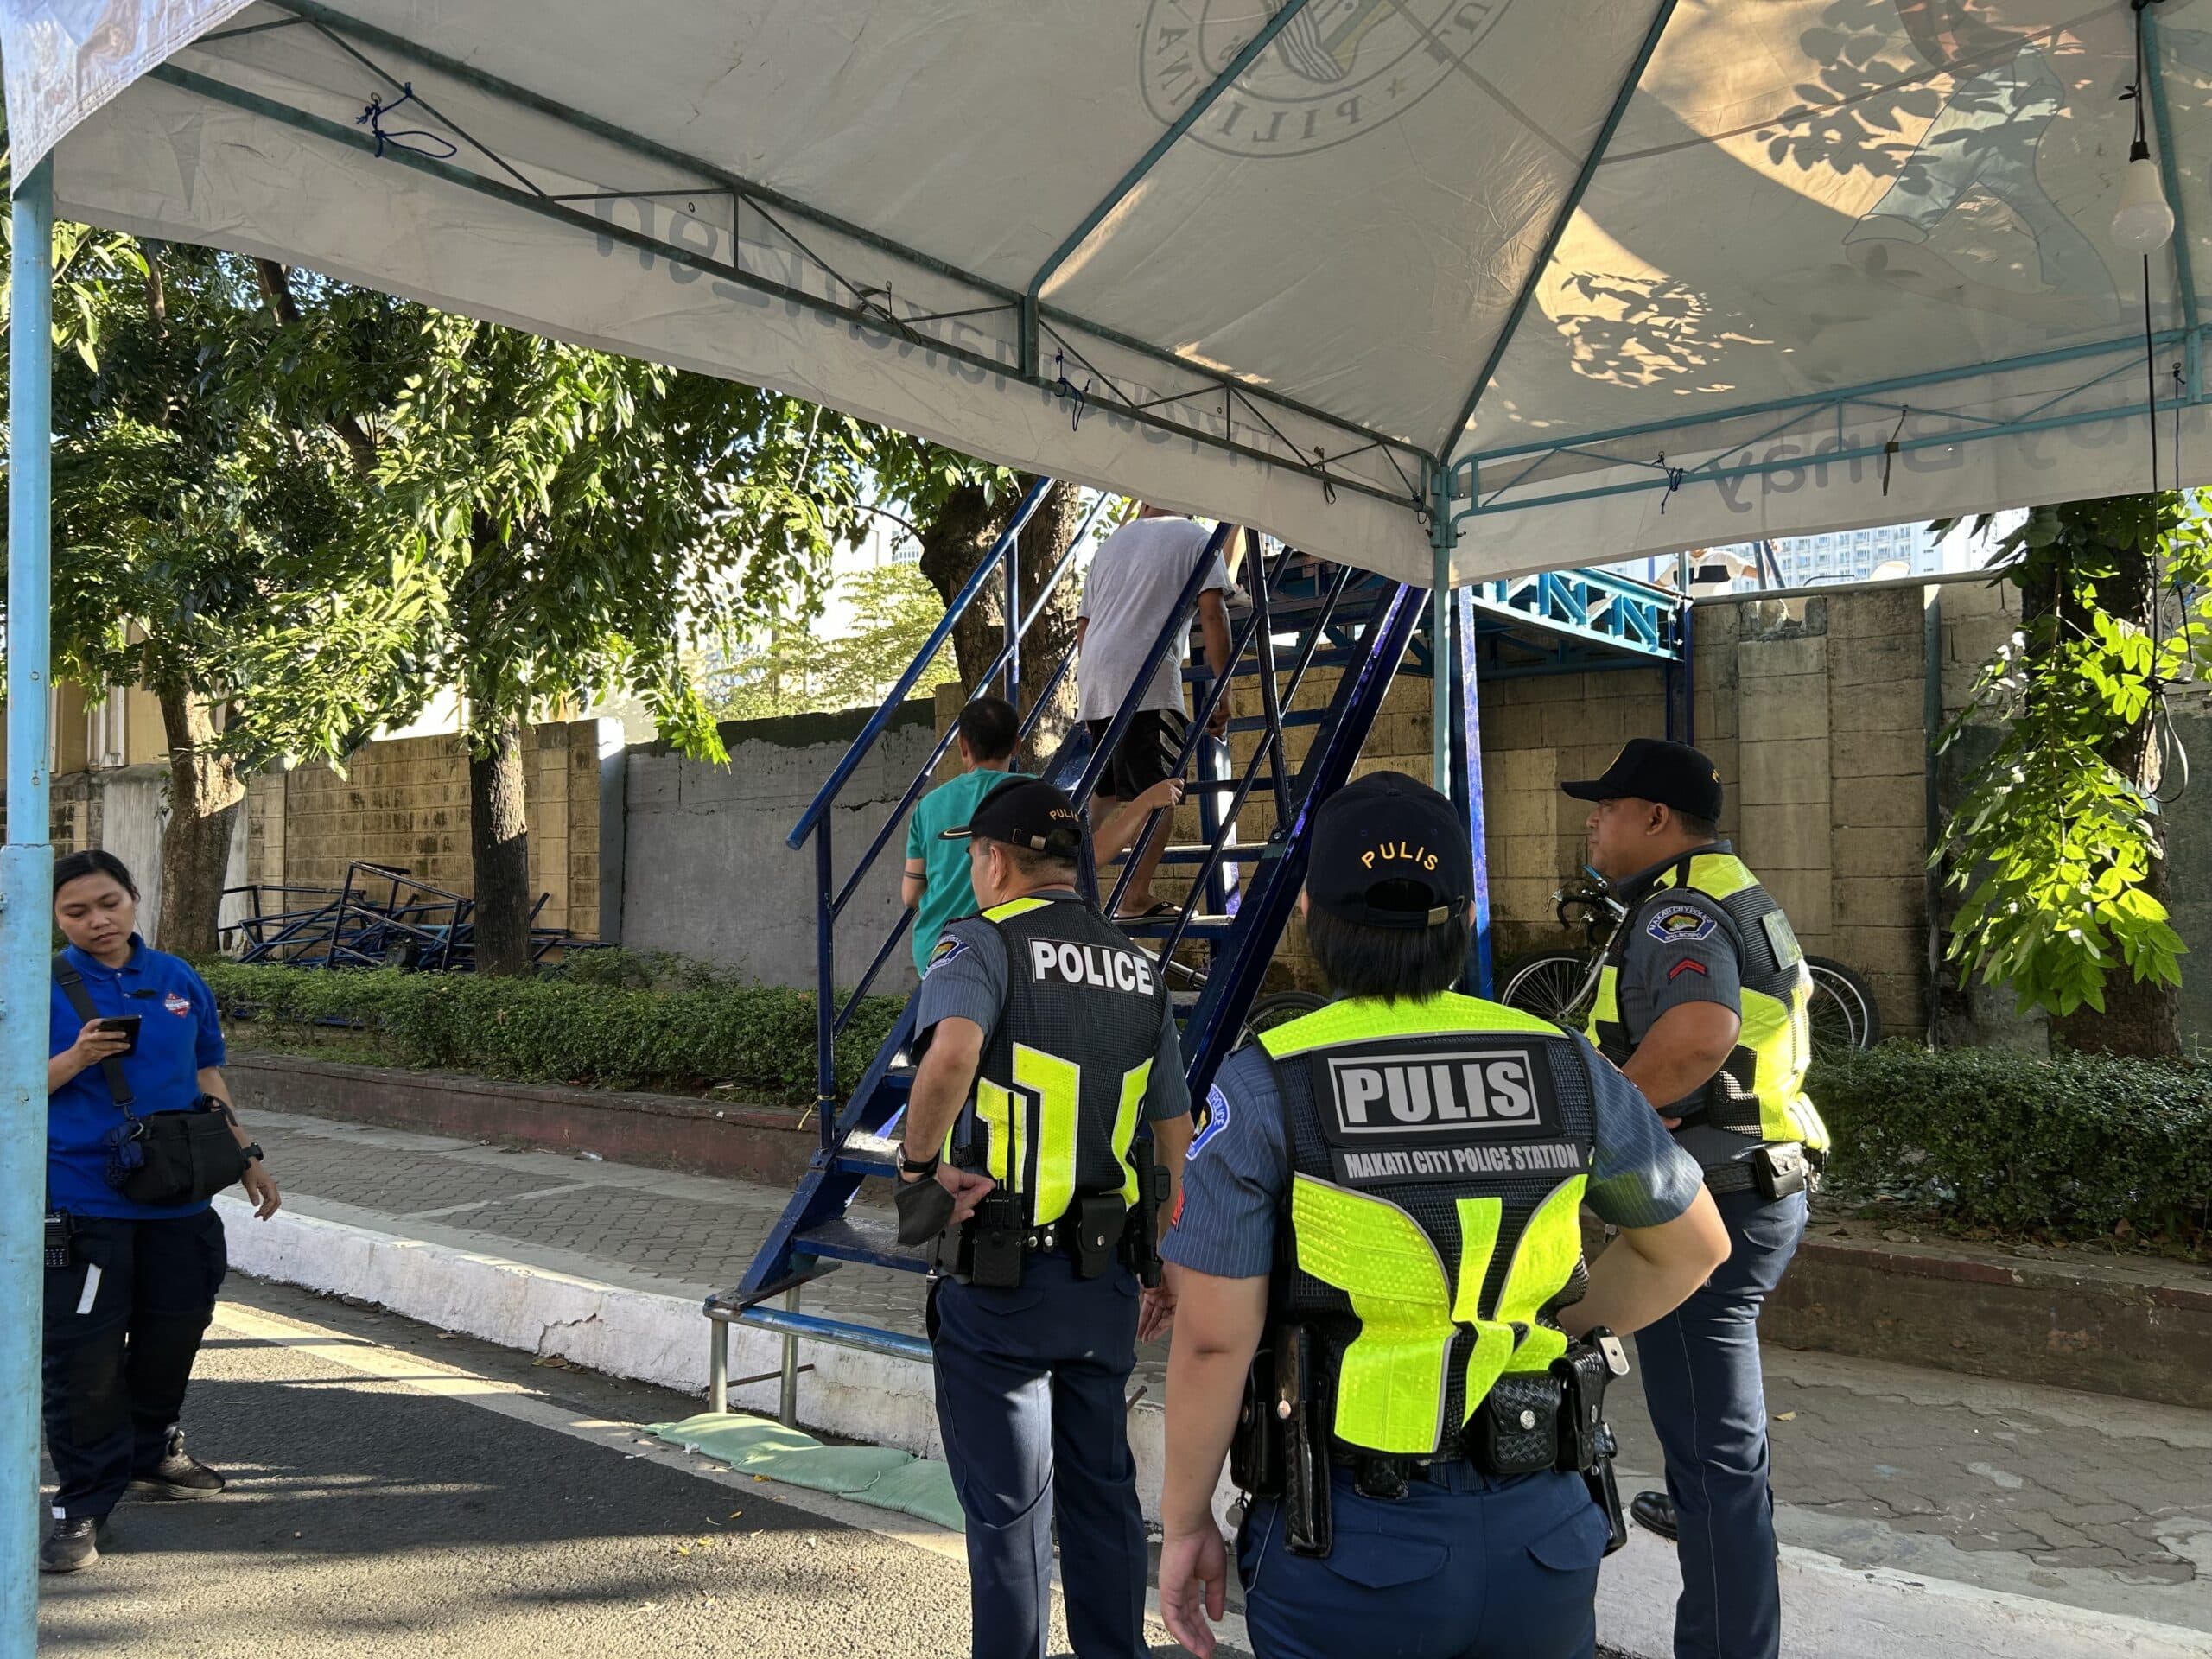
[833, 1130, 904, 1179]
[1225, 710, 1328, 732]
[1157, 843, 1280, 864]
[790, 1213, 934, 1274]
[1115, 913, 1239, 939]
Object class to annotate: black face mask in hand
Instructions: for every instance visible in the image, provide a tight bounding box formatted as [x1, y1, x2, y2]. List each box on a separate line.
[895, 1175, 956, 1246]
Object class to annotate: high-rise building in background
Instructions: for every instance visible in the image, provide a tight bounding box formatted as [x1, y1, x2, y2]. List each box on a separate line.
[1611, 520, 1952, 591]
[1725, 521, 1941, 587]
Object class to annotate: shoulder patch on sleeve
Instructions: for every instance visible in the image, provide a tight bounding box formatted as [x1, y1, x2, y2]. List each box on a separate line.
[1645, 902, 1717, 945]
[925, 936, 971, 976]
[1190, 1084, 1233, 1160]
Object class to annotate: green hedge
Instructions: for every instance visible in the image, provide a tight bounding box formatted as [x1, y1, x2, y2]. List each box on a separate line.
[200, 956, 902, 1107]
[1811, 1044, 2212, 1247]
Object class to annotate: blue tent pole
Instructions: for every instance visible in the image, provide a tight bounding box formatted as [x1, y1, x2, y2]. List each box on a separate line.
[2, 157, 55, 1649]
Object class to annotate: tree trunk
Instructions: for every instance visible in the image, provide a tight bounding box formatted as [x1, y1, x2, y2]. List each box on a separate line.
[1013, 481, 1085, 761]
[154, 684, 245, 960]
[467, 710, 532, 976]
[917, 482, 1014, 692]
[915, 475, 1085, 767]
[2047, 524, 2181, 1057]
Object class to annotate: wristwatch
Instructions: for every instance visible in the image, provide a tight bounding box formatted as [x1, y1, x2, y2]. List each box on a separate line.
[240, 1143, 264, 1164]
[894, 1146, 940, 1180]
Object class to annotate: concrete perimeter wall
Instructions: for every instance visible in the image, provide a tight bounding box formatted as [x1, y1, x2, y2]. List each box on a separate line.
[620, 702, 940, 993]
[245, 719, 618, 944]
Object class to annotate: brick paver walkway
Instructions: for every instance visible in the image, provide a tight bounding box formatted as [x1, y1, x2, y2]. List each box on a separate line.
[247, 1107, 2212, 1641]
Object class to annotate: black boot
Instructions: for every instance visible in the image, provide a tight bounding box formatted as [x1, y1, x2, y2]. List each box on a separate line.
[39, 1516, 103, 1574]
[1630, 1490, 1677, 1541]
[128, 1428, 226, 1501]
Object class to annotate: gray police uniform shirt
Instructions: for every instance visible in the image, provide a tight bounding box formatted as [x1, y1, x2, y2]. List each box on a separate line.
[913, 891, 1192, 1127]
[1605, 841, 1760, 1164]
[1164, 1020, 1702, 1280]
[1610, 843, 1746, 1050]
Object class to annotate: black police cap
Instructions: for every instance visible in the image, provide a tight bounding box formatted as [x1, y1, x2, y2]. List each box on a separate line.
[939, 776, 1085, 858]
[1560, 737, 1724, 822]
[1306, 772, 1473, 931]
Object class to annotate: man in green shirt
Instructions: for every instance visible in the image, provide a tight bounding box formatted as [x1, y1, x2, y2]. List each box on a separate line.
[905, 696, 1180, 976]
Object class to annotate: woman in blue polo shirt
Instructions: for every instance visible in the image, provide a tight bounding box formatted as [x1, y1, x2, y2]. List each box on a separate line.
[42, 850, 281, 1575]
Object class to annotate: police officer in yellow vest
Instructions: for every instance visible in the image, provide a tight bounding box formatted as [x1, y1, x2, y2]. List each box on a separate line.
[1156, 772, 1730, 1659]
[895, 777, 1194, 1659]
[1563, 738, 1832, 1659]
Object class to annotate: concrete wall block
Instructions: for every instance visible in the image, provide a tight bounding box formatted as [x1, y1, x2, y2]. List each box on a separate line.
[1829, 773, 1923, 831]
[1840, 676, 1925, 735]
[1541, 697, 1630, 749]
[1827, 924, 1924, 982]
[1831, 729, 1926, 780]
[1830, 588, 1925, 642]
[1736, 676, 1832, 743]
[1489, 703, 1548, 749]
[1832, 877, 1923, 931]
[1737, 802, 1830, 870]
[1737, 739, 1831, 805]
[1738, 635, 1827, 679]
[1829, 633, 1923, 690]
[1486, 789, 1557, 840]
[1758, 867, 1833, 943]
[1831, 826, 1928, 879]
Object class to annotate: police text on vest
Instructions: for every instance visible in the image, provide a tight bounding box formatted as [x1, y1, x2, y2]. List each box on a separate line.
[1325, 1050, 1541, 1135]
[1027, 938, 1157, 996]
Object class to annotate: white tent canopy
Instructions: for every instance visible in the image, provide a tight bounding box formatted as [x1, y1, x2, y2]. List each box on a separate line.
[5, 0, 2210, 584]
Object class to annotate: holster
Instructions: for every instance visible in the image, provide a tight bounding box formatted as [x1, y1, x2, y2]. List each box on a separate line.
[1128, 1153, 1168, 1288]
[1555, 1330, 1630, 1555]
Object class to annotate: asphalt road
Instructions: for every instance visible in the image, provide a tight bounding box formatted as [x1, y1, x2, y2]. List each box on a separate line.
[35, 1276, 1196, 1658]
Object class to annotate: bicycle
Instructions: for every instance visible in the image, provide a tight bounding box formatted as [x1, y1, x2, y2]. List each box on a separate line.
[1495, 873, 1881, 1058]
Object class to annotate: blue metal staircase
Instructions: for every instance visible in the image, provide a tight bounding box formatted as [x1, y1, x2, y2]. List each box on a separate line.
[705, 482, 1426, 1394]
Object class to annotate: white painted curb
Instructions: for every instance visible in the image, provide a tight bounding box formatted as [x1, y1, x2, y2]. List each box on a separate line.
[217, 1198, 2212, 1659]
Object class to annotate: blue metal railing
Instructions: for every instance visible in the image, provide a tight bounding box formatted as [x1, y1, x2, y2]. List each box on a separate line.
[786, 479, 1118, 1143]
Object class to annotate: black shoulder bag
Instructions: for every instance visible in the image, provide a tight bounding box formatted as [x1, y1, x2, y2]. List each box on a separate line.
[54, 955, 246, 1206]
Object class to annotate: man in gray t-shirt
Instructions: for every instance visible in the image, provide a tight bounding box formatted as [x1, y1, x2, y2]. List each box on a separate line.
[1075, 506, 1235, 918]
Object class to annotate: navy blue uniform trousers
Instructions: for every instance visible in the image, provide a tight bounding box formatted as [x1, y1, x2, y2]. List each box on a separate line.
[43, 1209, 227, 1519]
[1238, 1462, 1612, 1658]
[931, 1254, 1147, 1659]
[1635, 1185, 1808, 1659]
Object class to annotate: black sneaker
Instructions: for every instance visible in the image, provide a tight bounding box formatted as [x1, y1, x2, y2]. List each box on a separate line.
[1630, 1490, 1678, 1541]
[127, 1429, 226, 1501]
[39, 1516, 102, 1574]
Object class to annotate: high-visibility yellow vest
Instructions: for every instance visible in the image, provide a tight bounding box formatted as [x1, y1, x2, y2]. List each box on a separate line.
[1257, 993, 1596, 1457]
[967, 896, 1166, 1226]
[1588, 852, 1830, 1153]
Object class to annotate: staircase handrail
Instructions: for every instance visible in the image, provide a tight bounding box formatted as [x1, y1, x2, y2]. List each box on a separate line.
[785, 475, 1056, 852]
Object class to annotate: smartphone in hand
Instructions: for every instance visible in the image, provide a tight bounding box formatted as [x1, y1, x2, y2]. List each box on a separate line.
[95, 1015, 141, 1056]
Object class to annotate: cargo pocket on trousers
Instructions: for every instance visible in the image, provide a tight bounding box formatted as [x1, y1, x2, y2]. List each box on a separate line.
[1323, 1525, 1450, 1591]
[1526, 1496, 1612, 1575]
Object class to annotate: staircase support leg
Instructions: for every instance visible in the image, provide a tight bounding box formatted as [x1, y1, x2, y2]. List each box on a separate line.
[1452, 588, 1494, 996]
[709, 1316, 729, 1414]
[779, 1286, 802, 1427]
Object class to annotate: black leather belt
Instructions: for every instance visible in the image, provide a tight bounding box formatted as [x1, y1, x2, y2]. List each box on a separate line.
[1701, 1160, 1760, 1195]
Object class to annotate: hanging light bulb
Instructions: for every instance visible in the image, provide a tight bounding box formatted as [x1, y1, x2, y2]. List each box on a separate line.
[2114, 137, 2177, 252]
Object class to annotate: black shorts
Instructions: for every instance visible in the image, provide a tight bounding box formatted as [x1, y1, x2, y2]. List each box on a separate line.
[1087, 709, 1188, 799]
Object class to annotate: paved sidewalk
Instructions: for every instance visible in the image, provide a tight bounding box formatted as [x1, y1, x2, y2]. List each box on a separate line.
[235, 1107, 2212, 1656]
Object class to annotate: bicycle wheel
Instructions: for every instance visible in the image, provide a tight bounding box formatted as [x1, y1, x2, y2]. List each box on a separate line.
[1240, 990, 1329, 1046]
[1497, 950, 1599, 1027]
[1804, 956, 1881, 1056]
